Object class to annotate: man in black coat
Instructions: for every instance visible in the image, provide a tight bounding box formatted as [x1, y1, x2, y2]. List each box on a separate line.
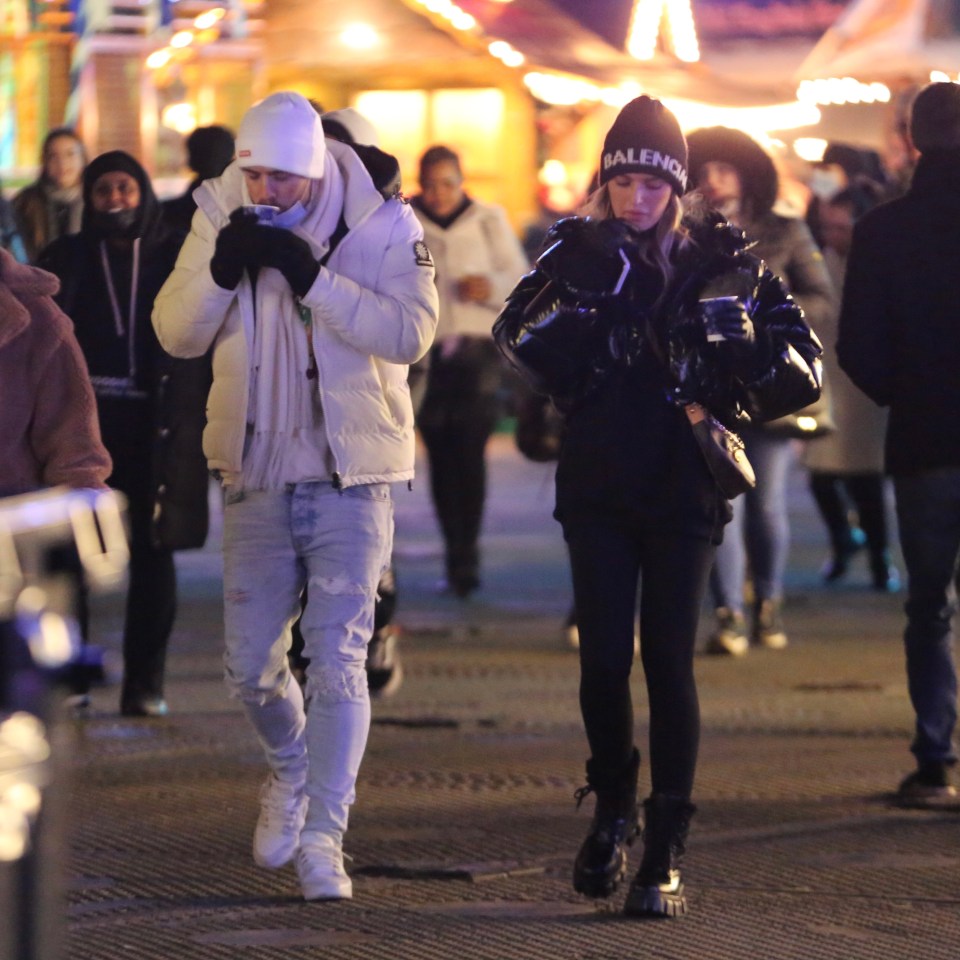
[838, 81, 960, 803]
[161, 125, 235, 239]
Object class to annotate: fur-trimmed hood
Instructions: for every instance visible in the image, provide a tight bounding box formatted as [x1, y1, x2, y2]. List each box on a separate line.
[686, 127, 779, 220]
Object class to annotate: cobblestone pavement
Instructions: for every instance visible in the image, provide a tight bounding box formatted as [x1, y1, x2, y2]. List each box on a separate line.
[63, 436, 960, 960]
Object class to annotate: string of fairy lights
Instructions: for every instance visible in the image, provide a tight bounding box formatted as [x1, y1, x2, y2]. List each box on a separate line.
[137, 0, 958, 149]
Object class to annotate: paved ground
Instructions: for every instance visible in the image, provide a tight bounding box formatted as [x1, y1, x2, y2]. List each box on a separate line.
[59, 436, 960, 960]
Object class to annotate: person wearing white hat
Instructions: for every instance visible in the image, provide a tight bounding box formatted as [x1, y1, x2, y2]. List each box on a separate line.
[152, 91, 439, 901]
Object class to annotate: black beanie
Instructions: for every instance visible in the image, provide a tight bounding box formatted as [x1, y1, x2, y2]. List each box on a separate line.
[186, 125, 235, 180]
[599, 96, 688, 195]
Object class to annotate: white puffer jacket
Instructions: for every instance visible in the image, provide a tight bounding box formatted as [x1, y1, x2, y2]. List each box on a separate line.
[152, 141, 438, 488]
[414, 198, 528, 341]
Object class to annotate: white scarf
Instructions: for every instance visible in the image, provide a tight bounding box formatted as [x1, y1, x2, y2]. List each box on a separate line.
[241, 163, 346, 490]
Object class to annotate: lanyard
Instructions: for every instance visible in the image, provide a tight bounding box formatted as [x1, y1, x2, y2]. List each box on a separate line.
[100, 237, 141, 380]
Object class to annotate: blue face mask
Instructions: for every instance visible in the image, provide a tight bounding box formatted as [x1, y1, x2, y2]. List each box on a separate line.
[272, 201, 308, 229]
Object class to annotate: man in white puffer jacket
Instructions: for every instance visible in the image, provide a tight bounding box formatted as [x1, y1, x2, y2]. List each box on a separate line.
[152, 92, 438, 902]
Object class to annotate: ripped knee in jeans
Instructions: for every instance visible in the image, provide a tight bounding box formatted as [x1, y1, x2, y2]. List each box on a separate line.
[225, 665, 291, 706]
[305, 662, 368, 705]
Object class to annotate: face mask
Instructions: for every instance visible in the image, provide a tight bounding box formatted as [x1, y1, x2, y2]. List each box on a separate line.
[90, 207, 139, 237]
[809, 168, 845, 201]
[272, 202, 307, 229]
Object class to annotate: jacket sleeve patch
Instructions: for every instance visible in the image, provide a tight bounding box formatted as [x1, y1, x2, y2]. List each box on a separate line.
[414, 241, 433, 267]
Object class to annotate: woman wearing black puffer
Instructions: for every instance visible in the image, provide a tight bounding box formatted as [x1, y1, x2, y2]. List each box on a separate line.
[39, 150, 210, 718]
[494, 97, 822, 918]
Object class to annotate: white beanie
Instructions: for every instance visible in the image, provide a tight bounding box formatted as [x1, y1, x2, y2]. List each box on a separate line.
[321, 107, 379, 147]
[236, 92, 326, 179]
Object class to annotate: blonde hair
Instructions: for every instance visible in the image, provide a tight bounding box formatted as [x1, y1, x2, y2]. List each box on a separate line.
[579, 184, 687, 288]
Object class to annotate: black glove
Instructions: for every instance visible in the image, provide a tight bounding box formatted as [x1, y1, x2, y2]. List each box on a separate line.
[209, 209, 262, 290]
[536, 217, 640, 296]
[700, 296, 757, 380]
[256, 228, 321, 299]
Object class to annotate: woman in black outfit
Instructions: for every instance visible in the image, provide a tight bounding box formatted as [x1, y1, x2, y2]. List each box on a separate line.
[494, 97, 822, 917]
[40, 151, 210, 717]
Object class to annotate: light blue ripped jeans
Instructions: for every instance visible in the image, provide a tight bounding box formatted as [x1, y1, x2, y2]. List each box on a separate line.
[222, 481, 393, 840]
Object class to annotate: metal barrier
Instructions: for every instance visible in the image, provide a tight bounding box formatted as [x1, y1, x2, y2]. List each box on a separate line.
[0, 488, 127, 960]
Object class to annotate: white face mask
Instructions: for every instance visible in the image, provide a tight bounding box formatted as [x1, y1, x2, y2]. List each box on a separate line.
[809, 168, 845, 201]
[272, 201, 308, 229]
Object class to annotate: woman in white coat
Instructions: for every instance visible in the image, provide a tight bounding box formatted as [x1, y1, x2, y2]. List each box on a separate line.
[411, 146, 529, 596]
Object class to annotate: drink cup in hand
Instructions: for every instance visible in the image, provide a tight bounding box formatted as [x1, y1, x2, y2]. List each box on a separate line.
[242, 204, 281, 225]
[456, 275, 492, 303]
[701, 295, 741, 343]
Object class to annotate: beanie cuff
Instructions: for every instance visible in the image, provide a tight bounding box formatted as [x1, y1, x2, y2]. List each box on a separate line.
[599, 148, 688, 195]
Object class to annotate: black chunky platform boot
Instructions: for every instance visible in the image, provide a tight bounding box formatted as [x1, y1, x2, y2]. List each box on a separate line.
[623, 793, 696, 918]
[572, 749, 640, 899]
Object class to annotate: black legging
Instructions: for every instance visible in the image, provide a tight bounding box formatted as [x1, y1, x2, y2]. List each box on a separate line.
[809, 471, 888, 556]
[418, 339, 502, 584]
[565, 515, 715, 798]
[113, 466, 177, 700]
[94, 414, 178, 702]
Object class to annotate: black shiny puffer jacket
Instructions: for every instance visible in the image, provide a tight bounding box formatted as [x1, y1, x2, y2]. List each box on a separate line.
[493, 211, 823, 429]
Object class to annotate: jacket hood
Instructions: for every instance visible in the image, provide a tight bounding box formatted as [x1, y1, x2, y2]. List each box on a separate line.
[686, 127, 779, 220]
[682, 205, 752, 257]
[0, 245, 59, 298]
[81, 150, 165, 240]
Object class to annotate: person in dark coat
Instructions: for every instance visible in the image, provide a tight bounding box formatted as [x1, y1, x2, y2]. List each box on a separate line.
[495, 96, 821, 918]
[686, 126, 836, 656]
[802, 186, 899, 591]
[161, 124, 235, 239]
[39, 150, 211, 717]
[0, 184, 27, 263]
[838, 81, 960, 803]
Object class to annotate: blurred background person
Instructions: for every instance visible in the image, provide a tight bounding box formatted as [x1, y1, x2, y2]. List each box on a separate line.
[38, 150, 210, 718]
[13, 127, 86, 263]
[838, 81, 960, 802]
[805, 141, 887, 249]
[802, 186, 899, 592]
[0, 180, 27, 262]
[0, 245, 110, 496]
[0, 244, 112, 710]
[162, 124, 235, 239]
[411, 145, 529, 597]
[288, 104, 412, 697]
[687, 127, 834, 656]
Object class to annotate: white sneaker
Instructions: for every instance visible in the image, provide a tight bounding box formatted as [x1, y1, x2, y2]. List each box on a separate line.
[705, 607, 749, 657]
[297, 831, 353, 900]
[253, 774, 306, 869]
[754, 599, 788, 650]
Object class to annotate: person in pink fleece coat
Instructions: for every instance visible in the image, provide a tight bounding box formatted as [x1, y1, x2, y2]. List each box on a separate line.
[0, 245, 111, 496]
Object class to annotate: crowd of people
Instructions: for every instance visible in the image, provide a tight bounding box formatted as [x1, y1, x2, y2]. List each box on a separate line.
[2, 81, 959, 917]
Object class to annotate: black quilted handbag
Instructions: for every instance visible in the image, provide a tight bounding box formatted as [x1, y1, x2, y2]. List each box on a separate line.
[684, 402, 756, 499]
